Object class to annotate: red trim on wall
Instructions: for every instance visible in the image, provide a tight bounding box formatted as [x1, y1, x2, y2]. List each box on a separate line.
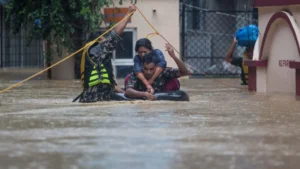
[253, 0, 300, 7]
[259, 12, 300, 60]
[245, 11, 300, 97]
[290, 62, 300, 97]
[244, 60, 268, 67]
[289, 61, 300, 69]
[248, 67, 257, 91]
[244, 60, 267, 92]
[296, 69, 300, 97]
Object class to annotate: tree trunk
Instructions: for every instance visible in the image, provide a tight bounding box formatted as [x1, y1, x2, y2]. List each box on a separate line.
[73, 27, 85, 79]
[45, 39, 52, 79]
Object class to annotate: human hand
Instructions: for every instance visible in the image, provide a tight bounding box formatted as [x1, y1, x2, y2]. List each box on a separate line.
[165, 43, 175, 57]
[146, 84, 154, 94]
[233, 37, 238, 44]
[128, 4, 137, 13]
[144, 92, 155, 100]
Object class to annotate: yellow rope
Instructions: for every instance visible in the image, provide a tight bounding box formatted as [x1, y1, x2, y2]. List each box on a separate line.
[0, 6, 244, 95]
[0, 11, 135, 95]
[136, 6, 245, 90]
[136, 7, 181, 58]
[146, 32, 158, 39]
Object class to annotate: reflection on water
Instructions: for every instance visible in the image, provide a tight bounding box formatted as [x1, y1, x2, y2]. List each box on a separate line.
[0, 79, 300, 169]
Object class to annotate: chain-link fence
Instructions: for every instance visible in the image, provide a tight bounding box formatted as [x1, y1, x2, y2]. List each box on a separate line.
[180, 2, 258, 77]
[0, 5, 44, 68]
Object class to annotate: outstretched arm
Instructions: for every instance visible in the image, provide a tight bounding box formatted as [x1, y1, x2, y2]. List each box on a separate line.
[165, 43, 189, 77]
[225, 37, 238, 63]
[114, 5, 136, 35]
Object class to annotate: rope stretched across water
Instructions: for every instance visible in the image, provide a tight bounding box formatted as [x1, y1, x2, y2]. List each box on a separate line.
[0, 6, 245, 95]
[136, 6, 245, 90]
[0, 11, 135, 95]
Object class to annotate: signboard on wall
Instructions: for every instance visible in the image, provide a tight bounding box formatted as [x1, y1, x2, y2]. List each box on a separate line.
[104, 8, 131, 23]
[279, 60, 296, 67]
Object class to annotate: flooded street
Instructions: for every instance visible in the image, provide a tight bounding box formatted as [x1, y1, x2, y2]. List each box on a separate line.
[0, 78, 300, 169]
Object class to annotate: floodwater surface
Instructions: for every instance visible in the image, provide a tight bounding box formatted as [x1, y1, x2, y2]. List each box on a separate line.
[0, 78, 299, 169]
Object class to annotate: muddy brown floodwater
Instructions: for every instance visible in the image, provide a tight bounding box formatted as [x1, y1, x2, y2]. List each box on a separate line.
[0, 78, 300, 169]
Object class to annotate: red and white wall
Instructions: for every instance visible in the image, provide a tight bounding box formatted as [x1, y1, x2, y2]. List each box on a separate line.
[245, 0, 300, 97]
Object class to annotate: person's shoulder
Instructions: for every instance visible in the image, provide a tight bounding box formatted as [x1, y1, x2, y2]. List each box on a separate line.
[153, 49, 163, 54]
[88, 41, 101, 55]
[129, 71, 137, 77]
[88, 41, 99, 49]
[164, 67, 173, 70]
[160, 67, 179, 78]
[109, 30, 122, 40]
[133, 55, 141, 61]
[163, 67, 178, 73]
[153, 49, 166, 63]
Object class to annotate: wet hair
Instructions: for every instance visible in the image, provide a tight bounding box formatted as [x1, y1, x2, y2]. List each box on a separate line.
[87, 31, 104, 42]
[135, 38, 153, 52]
[142, 51, 157, 65]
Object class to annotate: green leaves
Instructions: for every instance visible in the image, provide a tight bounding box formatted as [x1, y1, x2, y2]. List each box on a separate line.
[4, 0, 137, 58]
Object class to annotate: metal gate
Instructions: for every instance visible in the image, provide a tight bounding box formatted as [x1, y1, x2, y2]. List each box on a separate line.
[180, 0, 258, 77]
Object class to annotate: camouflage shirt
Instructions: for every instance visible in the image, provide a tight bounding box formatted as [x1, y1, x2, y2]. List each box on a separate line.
[126, 67, 180, 92]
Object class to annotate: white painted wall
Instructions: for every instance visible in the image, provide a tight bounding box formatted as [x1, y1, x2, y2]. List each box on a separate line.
[256, 6, 300, 94]
[104, 0, 180, 68]
[266, 21, 297, 93]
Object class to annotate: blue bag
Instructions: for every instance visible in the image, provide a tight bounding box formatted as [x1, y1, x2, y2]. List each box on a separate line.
[235, 25, 259, 47]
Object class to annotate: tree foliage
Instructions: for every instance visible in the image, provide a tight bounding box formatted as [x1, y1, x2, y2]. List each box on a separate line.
[4, 0, 137, 51]
[4, 0, 137, 79]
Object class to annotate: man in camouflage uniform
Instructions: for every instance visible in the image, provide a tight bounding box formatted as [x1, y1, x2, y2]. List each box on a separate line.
[73, 5, 136, 103]
[125, 43, 189, 100]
